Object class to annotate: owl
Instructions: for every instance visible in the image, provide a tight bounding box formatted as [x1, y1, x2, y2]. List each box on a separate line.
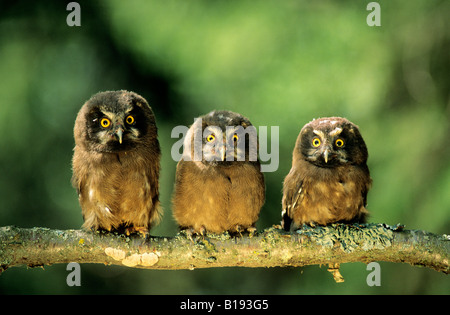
[172, 110, 265, 235]
[282, 117, 372, 231]
[72, 90, 162, 236]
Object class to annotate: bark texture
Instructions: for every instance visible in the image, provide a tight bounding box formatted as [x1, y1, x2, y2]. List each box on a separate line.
[0, 223, 448, 276]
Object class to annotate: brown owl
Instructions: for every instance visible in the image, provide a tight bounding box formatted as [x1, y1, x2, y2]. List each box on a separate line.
[282, 117, 372, 231]
[72, 90, 162, 236]
[172, 110, 265, 235]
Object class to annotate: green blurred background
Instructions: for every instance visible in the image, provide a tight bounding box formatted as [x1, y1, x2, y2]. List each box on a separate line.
[0, 0, 448, 294]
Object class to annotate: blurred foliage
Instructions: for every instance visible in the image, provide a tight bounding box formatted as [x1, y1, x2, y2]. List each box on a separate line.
[0, 0, 448, 294]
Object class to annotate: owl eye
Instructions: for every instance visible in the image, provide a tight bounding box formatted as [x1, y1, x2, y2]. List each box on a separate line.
[206, 134, 215, 142]
[233, 134, 239, 142]
[335, 139, 344, 147]
[100, 118, 111, 128]
[312, 137, 321, 147]
[125, 115, 135, 125]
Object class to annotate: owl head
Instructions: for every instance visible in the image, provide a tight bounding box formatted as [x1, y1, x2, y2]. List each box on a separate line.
[183, 110, 258, 165]
[74, 90, 158, 153]
[296, 117, 368, 168]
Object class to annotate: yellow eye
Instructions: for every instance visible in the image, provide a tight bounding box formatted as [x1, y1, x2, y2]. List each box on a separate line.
[233, 134, 239, 142]
[125, 115, 135, 125]
[100, 118, 111, 128]
[206, 134, 215, 142]
[335, 139, 344, 147]
[312, 137, 321, 147]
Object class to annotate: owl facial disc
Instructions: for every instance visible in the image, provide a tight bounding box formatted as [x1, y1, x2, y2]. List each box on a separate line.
[182, 116, 258, 164]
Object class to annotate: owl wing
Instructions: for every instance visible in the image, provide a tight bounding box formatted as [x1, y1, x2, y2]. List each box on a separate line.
[71, 174, 80, 195]
[70, 160, 97, 228]
[71, 164, 84, 198]
[281, 169, 304, 231]
[362, 165, 371, 208]
[359, 165, 372, 223]
[144, 159, 162, 226]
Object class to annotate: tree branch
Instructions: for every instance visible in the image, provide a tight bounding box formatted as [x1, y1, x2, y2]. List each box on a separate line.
[1, 223, 449, 278]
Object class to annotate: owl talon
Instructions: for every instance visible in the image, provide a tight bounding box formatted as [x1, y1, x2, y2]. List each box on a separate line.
[234, 225, 244, 237]
[230, 225, 257, 238]
[199, 226, 207, 238]
[186, 228, 197, 243]
[125, 226, 149, 238]
[247, 227, 257, 238]
[180, 227, 205, 243]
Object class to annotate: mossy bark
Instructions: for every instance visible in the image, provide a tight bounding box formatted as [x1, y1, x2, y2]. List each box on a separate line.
[0, 223, 448, 276]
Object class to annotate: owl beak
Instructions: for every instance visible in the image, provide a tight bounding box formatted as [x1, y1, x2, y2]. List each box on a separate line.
[323, 149, 329, 163]
[115, 127, 124, 144]
[219, 146, 226, 161]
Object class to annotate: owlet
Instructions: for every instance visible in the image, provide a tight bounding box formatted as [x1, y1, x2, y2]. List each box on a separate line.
[282, 117, 372, 231]
[72, 90, 162, 235]
[172, 110, 265, 235]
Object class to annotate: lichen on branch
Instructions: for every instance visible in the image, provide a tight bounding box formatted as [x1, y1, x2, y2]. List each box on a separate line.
[0, 223, 449, 278]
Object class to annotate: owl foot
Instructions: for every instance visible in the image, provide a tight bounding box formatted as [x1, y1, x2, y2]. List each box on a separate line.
[246, 226, 257, 238]
[91, 226, 112, 234]
[184, 228, 196, 243]
[125, 226, 149, 238]
[231, 225, 257, 238]
[234, 225, 244, 237]
[181, 227, 206, 243]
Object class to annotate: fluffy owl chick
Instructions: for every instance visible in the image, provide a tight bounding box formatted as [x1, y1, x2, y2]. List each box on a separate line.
[172, 110, 265, 236]
[282, 117, 372, 231]
[72, 90, 162, 236]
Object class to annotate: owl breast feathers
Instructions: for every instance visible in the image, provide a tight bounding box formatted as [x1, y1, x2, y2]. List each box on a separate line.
[72, 90, 162, 235]
[282, 117, 372, 231]
[172, 110, 265, 235]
